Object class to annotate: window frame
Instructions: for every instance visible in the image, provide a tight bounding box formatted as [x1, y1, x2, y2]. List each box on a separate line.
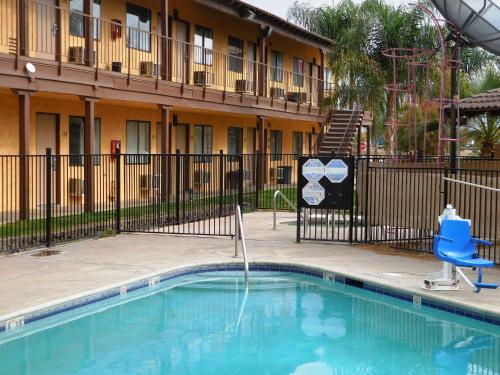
[69, 0, 101, 39]
[228, 36, 244, 73]
[270, 129, 283, 161]
[293, 57, 304, 87]
[292, 131, 303, 159]
[68, 116, 101, 166]
[194, 124, 213, 163]
[227, 127, 243, 160]
[126, 120, 151, 164]
[126, 2, 152, 52]
[194, 25, 214, 66]
[270, 50, 284, 83]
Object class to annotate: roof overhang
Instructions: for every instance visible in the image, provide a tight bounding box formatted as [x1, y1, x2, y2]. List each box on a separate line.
[193, 0, 332, 50]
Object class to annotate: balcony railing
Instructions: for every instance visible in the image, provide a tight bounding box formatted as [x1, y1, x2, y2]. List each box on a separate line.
[0, 0, 330, 108]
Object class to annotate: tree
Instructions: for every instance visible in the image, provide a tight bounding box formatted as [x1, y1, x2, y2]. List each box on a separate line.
[465, 116, 500, 157]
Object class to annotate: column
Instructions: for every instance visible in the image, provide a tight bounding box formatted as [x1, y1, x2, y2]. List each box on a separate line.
[159, 105, 171, 202]
[160, 0, 169, 80]
[258, 37, 267, 97]
[84, 98, 95, 212]
[257, 116, 266, 189]
[18, 91, 31, 220]
[319, 49, 325, 106]
[17, 0, 28, 55]
[84, 0, 94, 67]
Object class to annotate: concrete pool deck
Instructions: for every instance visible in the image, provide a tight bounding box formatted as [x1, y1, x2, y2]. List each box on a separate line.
[1, 211, 500, 323]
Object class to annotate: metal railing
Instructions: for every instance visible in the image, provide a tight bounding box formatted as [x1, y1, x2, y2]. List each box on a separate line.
[273, 189, 297, 229]
[234, 204, 249, 280]
[0, 0, 327, 108]
[443, 177, 500, 193]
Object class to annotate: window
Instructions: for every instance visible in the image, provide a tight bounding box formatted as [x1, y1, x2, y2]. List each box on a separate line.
[293, 57, 304, 86]
[126, 3, 151, 52]
[194, 25, 213, 65]
[292, 132, 303, 159]
[69, 116, 101, 166]
[228, 36, 243, 73]
[324, 68, 332, 91]
[270, 51, 283, 82]
[194, 125, 212, 162]
[228, 127, 243, 159]
[270, 130, 282, 160]
[126, 120, 150, 164]
[69, 0, 101, 39]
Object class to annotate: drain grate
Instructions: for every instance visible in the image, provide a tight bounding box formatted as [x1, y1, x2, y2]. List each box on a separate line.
[31, 250, 61, 257]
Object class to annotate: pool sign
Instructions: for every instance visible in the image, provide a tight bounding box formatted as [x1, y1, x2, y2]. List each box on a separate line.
[325, 159, 349, 183]
[302, 159, 325, 182]
[302, 182, 325, 206]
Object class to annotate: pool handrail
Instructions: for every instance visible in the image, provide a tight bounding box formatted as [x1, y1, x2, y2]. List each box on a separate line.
[443, 177, 500, 193]
[235, 204, 249, 280]
[273, 190, 298, 230]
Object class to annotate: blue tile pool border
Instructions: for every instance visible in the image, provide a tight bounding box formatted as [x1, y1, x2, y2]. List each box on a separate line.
[1, 262, 499, 333]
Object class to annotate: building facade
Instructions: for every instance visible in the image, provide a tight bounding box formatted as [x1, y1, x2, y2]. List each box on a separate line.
[0, 0, 332, 217]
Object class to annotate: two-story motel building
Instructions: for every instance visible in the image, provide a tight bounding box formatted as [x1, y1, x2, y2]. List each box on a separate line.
[0, 0, 332, 215]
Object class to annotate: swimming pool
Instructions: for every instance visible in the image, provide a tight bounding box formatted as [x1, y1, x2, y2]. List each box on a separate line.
[0, 270, 499, 375]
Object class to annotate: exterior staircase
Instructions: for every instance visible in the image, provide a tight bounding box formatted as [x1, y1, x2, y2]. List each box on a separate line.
[317, 109, 365, 156]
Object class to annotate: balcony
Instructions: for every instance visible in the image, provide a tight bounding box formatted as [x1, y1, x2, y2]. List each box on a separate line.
[0, 0, 327, 116]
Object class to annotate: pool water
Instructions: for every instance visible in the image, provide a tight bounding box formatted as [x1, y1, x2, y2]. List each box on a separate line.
[0, 272, 499, 375]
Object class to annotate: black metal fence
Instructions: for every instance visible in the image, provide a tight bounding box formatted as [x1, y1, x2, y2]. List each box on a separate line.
[0, 151, 305, 253]
[1, 151, 499, 265]
[356, 157, 500, 264]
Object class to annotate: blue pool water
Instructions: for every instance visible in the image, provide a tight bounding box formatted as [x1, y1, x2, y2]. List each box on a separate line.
[0, 271, 499, 375]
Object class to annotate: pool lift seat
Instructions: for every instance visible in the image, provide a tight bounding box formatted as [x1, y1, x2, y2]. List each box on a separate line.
[424, 218, 498, 293]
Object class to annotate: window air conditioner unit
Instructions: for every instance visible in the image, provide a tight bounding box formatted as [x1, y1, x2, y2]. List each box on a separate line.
[235, 79, 253, 93]
[68, 178, 84, 198]
[139, 174, 150, 191]
[270, 87, 285, 99]
[287, 92, 309, 103]
[193, 71, 214, 86]
[194, 170, 211, 185]
[139, 174, 161, 192]
[140, 61, 161, 77]
[68, 47, 96, 64]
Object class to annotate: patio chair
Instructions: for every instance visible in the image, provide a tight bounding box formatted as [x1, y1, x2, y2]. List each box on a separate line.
[430, 219, 497, 293]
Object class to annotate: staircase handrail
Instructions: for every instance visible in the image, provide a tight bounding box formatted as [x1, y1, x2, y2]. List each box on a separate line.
[337, 107, 363, 155]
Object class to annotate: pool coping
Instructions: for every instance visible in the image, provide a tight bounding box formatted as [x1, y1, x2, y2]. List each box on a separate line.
[1, 260, 500, 332]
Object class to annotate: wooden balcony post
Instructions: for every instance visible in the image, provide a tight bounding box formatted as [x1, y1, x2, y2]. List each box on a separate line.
[258, 36, 267, 97]
[17, 0, 28, 56]
[159, 105, 171, 202]
[83, 97, 96, 212]
[83, 0, 94, 67]
[17, 90, 31, 220]
[319, 49, 325, 109]
[257, 116, 266, 190]
[160, 0, 169, 80]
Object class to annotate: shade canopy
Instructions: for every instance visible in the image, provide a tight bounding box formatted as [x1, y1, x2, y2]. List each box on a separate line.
[432, 0, 500, 55]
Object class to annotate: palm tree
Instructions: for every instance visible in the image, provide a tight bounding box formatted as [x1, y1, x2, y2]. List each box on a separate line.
[466, 116, 500, 157]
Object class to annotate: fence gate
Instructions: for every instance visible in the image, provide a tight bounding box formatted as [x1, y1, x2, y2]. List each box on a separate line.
[122, 153, 242, 237]
[296, 156, 356, 242]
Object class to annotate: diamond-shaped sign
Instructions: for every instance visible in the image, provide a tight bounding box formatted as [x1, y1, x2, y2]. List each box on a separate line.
[302, 182, 325, 206]
[325, 159, 348, 183]
[302, 159, 325, 182]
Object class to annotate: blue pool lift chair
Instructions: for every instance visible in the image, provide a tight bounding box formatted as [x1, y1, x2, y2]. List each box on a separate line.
[432, 219, 498, 293]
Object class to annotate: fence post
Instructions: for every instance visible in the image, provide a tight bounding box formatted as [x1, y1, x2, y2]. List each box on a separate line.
[238, 154, 244, 212]
[254, 150, 261, 210]
[45, 148, 52, 248]
[115, 147, 121, 234]
[219, 150, 224, 218]
[443, 167, 449, 210]
[296, 156, 301, 243]
[175, 150, 180, 223]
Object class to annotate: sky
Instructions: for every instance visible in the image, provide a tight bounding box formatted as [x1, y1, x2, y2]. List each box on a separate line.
[244, 0, 405, 20]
